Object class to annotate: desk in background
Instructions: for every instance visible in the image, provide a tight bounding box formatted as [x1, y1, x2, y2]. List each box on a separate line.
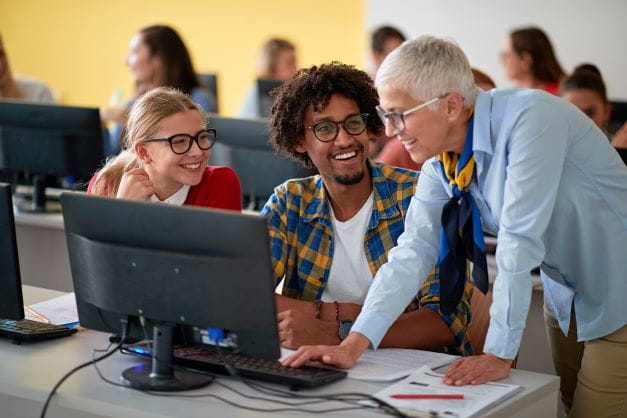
[1, 286, 559, 418]
[14, 211, 72, 292]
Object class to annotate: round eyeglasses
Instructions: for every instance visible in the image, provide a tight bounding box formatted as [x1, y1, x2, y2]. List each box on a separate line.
[305, 113, 368, 142]
[376, 94, 449, 134]
[141, 128, 216, 155]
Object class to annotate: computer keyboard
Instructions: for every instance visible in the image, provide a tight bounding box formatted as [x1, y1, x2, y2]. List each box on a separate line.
[123, 344, 347, 388]
[0, 318, 77, 342]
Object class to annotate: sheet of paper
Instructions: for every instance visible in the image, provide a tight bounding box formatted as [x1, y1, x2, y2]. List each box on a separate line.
[25, 292, 78, 326]
[373, 366, 522, 418]
[280, 347, 458, 382]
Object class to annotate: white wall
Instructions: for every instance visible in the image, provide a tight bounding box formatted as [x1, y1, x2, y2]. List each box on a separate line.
[366, 0, 627, 100]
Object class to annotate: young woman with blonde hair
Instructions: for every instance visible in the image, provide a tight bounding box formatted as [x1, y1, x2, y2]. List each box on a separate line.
[89, 87, 241, 210]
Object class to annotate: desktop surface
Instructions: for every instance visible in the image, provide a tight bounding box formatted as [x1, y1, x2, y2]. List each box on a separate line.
[1, 287, 559, 418]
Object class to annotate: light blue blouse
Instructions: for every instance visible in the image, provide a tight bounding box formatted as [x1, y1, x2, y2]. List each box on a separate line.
[352, 88, 627, 359]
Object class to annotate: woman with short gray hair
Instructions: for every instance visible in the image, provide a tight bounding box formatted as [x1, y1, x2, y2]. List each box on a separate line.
[283, 35, 627, 418]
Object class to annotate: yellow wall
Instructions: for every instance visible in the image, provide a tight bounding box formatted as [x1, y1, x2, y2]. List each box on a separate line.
[0, 0, 366, 116]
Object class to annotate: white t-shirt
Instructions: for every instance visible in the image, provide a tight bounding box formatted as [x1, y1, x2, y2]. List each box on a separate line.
[150, 185, 190, 206]
[15, 78, 54, 103]
[321, 192, 375, 304]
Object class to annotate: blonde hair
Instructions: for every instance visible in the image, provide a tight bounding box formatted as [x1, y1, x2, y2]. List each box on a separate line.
[0, 34, 23, 100]
[257, 38, 295, 78]
[91, 87, 204, 197]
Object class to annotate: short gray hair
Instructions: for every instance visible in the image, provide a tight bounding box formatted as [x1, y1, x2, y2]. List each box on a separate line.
[375, 35, 479, 109]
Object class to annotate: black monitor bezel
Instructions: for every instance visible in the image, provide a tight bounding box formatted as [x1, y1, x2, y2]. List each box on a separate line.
[61, 193, 281, 360]
[0, 183, 25, 321]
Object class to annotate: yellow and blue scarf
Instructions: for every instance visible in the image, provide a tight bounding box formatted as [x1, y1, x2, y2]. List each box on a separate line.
[436, 113, 488, 314]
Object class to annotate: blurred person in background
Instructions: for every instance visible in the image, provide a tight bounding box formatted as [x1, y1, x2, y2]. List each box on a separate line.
[370, 25, 406, 78]
[501, 27, 564, 95]
[101, 25, 216, 156]
[561, 64, 627, 149]
[0, 33, 54, 103]
[238, 38, 297, 118]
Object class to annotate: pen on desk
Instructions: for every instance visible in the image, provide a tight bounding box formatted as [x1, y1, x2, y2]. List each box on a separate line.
[390, 394, 464, 400]
[24, 306, 51, 324]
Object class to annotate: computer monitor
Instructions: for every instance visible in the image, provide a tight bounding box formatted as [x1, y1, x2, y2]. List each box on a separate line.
[0, 101, 105, 212]
[0, 183, 24, 321]
[609, 100, 627, 133]
[198, 73, 219, 114]
[256, 78, 283, 118]
[61, 193, 280, 391]
[208, 116, 316, 210]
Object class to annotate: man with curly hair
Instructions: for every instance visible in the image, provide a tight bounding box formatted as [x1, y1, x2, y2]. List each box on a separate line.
[260, 62, 473, 356]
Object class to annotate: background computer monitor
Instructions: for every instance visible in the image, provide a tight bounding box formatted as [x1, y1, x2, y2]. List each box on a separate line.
[609, 100, 627, 135]
[256, 78, 283, 118]
[0, 183, 25, 321]
[208, 116, 316, 210]
[0, 101, 105, 212]
[61, 193, 280, 391]
[197, 72, 219, 114]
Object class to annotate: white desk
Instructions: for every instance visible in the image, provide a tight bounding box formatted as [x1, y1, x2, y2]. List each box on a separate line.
[13, 211, 557, 378]
[2, 287, 559, 418]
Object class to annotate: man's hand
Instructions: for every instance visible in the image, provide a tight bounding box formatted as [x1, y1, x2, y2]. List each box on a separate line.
[277, 309, 339, 349]
[116, 168, 154, 201]
[443, 353, 513, 385]
[280, 332, 370, 369]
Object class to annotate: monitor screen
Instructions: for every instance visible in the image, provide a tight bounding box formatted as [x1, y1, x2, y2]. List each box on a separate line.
[208, 116, 316, 210]
[0, 183, 25, 321]
[61, 193, 280, 391]
[256, 78, 283, 118]
[0, 101, 105, 212]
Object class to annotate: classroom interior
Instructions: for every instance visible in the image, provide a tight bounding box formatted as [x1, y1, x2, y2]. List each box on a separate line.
[1, 1, 626, 417]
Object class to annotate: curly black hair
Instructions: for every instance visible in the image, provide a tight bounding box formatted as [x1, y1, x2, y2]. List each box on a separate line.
[268, 62, 383, 168]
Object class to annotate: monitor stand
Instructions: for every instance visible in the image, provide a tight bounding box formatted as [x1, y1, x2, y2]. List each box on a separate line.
[121, 322, 214, 391]
[14, 175, 61, 213]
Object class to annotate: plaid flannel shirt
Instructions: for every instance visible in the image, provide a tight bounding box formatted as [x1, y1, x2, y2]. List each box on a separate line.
[260, 160, 473, 355]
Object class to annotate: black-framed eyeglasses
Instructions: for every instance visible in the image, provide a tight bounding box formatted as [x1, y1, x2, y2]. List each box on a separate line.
[141, 128, 216, 155]
[376, 93, 449, 134]
[305, 113, 368, 142]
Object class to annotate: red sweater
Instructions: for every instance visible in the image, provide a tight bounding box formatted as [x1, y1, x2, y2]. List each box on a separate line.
[87, 166, 242, 211]
[184, 166, 241, 210]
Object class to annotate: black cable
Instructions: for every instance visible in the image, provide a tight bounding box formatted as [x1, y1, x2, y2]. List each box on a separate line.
[90, 341, 405, 415]
[40, 341, 124, 418]
[212, 343, 408, 417]
[79, 326, 408, 417]
[90, 354, 373, 414]
[40, 318, 130, 418]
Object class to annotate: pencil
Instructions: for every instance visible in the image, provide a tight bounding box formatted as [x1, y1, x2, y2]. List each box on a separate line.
[390, 394, 464, 400]
[24, 306, 51, 324]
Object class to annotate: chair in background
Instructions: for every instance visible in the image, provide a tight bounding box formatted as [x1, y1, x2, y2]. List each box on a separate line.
[198, 73, 219, 114]
[208, 116, 316, 210]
